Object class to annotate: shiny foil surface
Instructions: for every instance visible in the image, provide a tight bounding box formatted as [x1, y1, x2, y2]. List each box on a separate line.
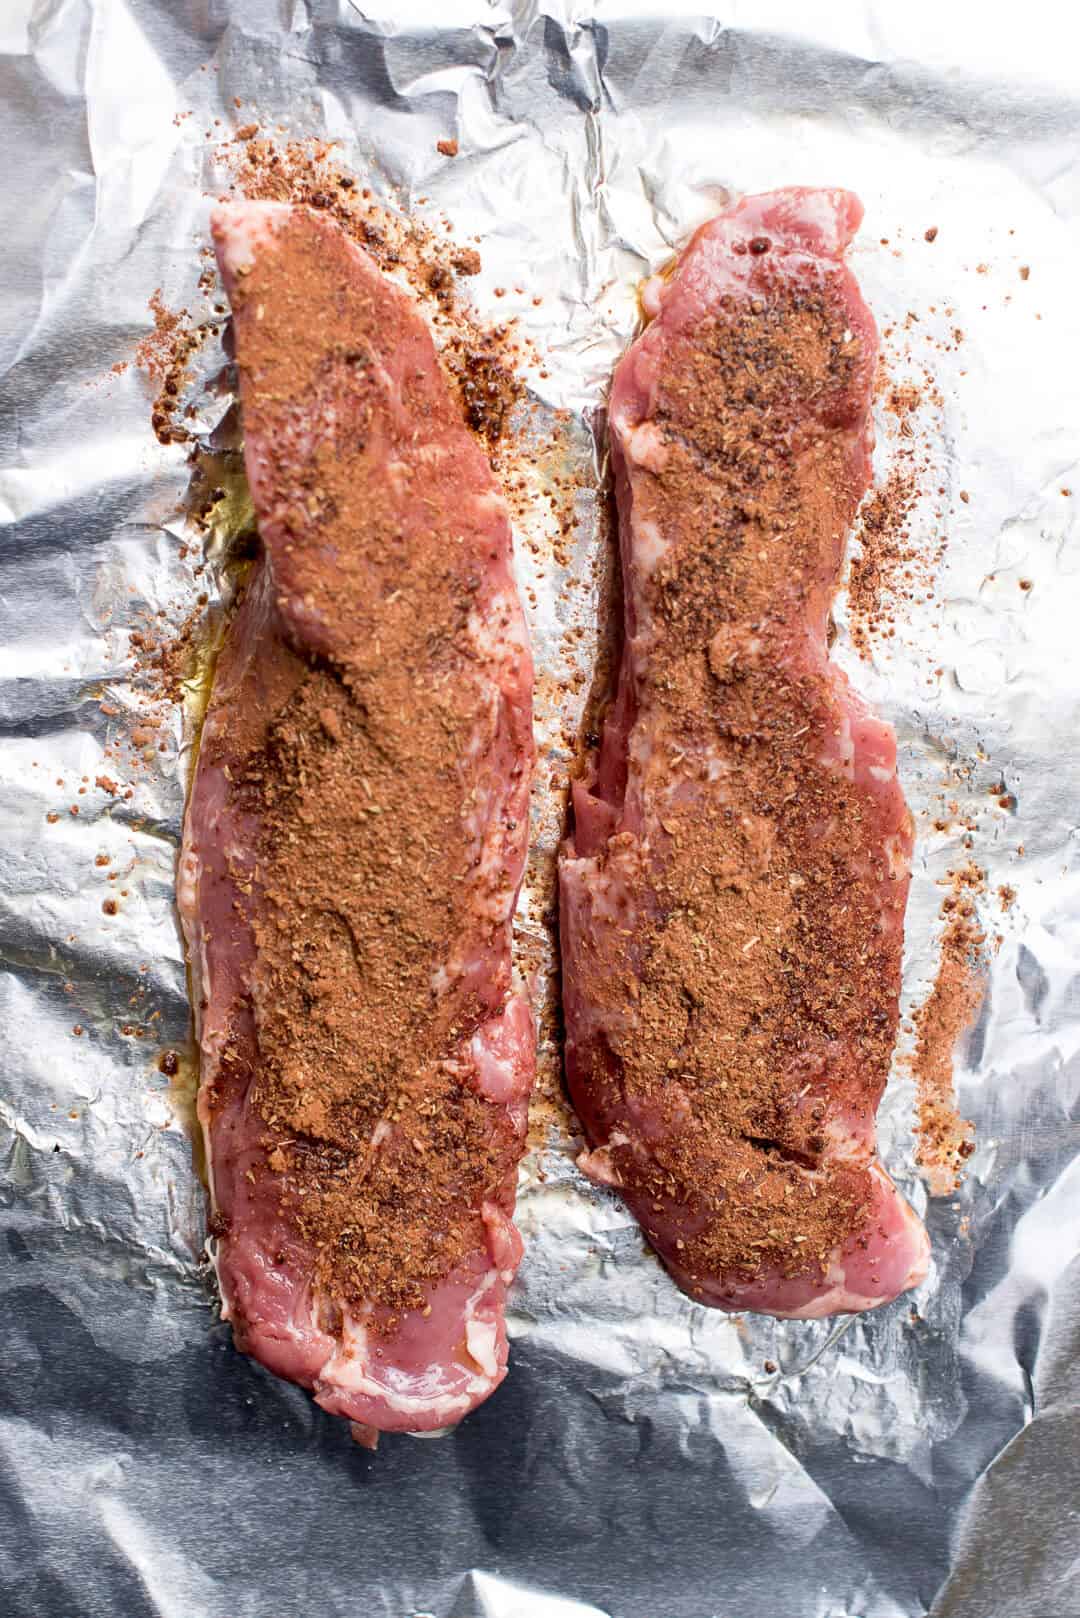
[2, 4, 1079, 1616]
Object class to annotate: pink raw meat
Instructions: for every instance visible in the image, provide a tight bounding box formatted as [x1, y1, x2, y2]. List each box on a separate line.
[178, 201, 535, 1435]
[559, 188, 929, 1318]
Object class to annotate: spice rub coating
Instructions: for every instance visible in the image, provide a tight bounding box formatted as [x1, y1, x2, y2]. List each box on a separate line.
[559, 188, 929, 1317]
[179, 202, 535, 1432]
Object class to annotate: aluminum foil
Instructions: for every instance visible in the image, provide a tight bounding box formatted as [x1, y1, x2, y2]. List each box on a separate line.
[2, 3, 1079, 1615]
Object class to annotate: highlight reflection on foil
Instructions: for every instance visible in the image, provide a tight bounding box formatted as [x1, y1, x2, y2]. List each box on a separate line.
[2, 5, 1079, 1617]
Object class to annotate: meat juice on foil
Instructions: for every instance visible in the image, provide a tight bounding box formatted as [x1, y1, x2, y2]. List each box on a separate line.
[1, 4, 1079, 1617]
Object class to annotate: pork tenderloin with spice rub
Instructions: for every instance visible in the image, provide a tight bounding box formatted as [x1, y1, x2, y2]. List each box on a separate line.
[560, 187, 930, 1317]
[179, 200, 535, 1438]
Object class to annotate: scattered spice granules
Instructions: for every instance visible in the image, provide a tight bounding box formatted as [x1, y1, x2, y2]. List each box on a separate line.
[910, 862, 984, 1194]
[845, 364, 948, 658]
[134, 291, 210, 446]
[212, 132, 524, 448]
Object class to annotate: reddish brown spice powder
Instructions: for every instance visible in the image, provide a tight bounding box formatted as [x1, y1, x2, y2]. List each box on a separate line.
[213, 133, 523, 448]
[565, 267, 903, 1283]
[910, 863, 983, 1193]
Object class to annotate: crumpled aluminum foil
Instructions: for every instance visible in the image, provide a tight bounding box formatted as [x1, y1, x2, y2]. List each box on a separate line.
[2, 3, 1079, 1616]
